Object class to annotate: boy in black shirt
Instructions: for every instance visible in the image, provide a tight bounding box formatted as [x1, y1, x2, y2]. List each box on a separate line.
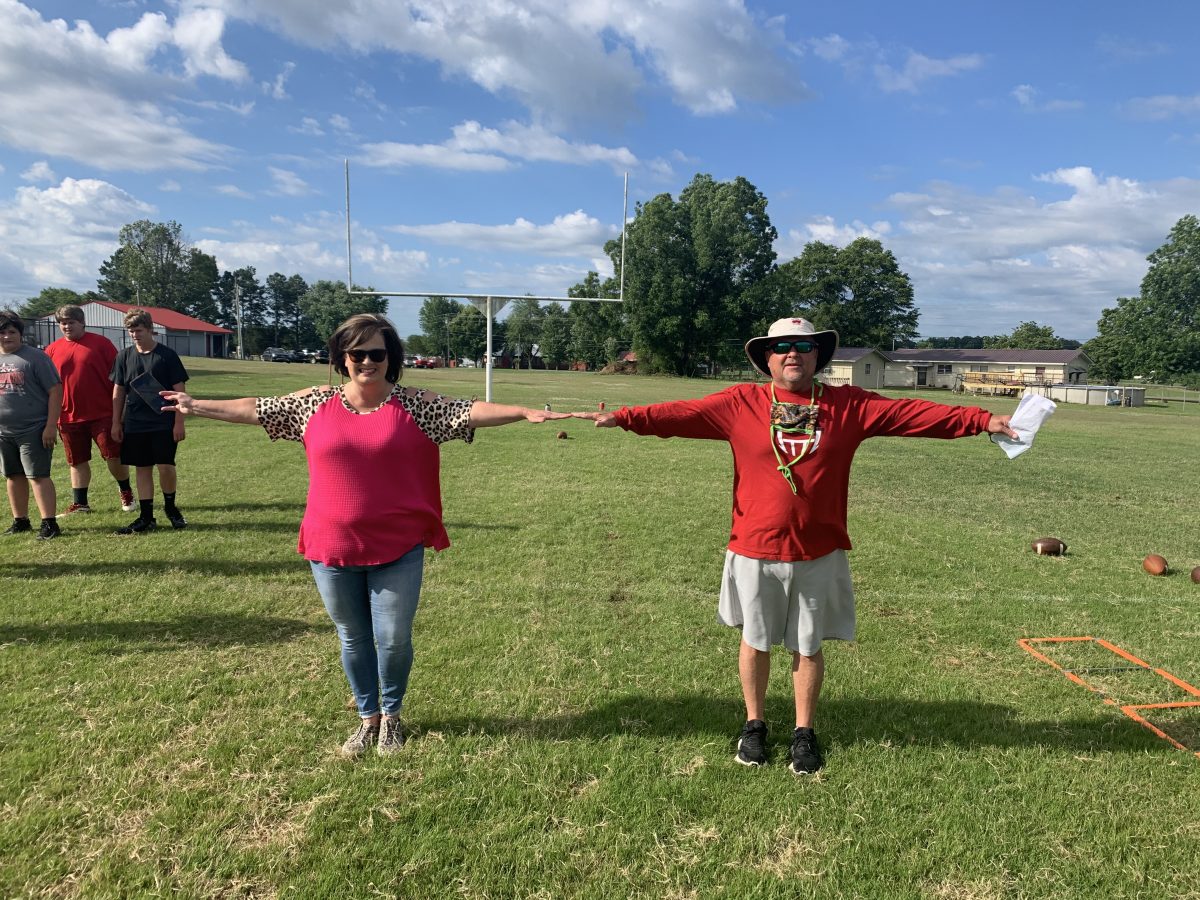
[110, 308, 189, 533]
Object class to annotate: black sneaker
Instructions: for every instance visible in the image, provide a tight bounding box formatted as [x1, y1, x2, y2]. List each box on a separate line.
[115, 517, 157, 535]
[4, 518, 32, 535]
[36, 520, 61, 541]
[736, 719, 768, 767]
[165, 508, 187, 529]
[789, 727, 824, 775]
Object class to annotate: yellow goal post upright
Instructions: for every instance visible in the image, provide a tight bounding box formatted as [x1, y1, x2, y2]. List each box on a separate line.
[343, 160, 627, 402]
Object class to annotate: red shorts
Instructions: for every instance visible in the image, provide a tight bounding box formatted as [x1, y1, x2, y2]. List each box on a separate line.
[59, 418, 121, 466]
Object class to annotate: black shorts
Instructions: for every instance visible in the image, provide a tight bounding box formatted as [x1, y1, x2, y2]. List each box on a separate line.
[120, 430, 178, 467]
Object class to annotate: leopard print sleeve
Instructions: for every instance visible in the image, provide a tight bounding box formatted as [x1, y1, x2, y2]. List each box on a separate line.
[256, 387, 334, 442]
[397, 387, 475, 445]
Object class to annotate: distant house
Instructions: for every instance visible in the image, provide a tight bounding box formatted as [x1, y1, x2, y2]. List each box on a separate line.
[881, 348, 1091, 390]
[821, 347, 889, 389]
[37, 301, 232, 358]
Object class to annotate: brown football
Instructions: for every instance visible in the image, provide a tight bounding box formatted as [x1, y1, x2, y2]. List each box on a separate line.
[1143, 554, 1168, 576]
[1031, 537, 1067, 556]
[1191, 566, 1200, 584]
[556, 430, 568, 440]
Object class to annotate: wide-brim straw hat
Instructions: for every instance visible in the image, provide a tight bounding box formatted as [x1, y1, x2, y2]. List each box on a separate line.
[744, 317, 839, 377]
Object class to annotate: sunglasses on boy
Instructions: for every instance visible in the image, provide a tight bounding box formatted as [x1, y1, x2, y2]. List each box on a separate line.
[345, 348, 387, 363]
[768, 339, 817, 355]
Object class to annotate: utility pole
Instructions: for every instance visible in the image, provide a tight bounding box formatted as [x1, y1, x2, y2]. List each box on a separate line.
[235, 281, 245, 359]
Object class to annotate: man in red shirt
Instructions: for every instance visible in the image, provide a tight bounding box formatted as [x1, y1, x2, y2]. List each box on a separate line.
[44, 305, 135, 514]
[581, 318, 1015, 774]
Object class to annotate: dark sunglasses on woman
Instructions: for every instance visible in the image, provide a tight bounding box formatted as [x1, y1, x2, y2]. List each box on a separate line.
[345, 348, 387, 363]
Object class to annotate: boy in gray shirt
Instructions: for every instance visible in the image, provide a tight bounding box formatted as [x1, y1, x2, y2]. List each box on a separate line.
[0, 310, 63, 539]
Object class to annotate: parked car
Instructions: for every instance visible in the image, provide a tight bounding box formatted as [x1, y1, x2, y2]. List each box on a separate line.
[262, 347, 293, 362]
[288, 349, 309, 363]
[310, 347, 329, 364]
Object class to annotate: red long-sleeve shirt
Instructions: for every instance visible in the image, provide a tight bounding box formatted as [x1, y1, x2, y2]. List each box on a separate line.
[614, 382, 992, 562]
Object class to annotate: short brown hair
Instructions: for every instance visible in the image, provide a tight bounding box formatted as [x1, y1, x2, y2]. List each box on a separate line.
[328, 313, 404, 383]
[123, 308, 153, 330]
[0, 309, 24, 335]
[56, 305, 85, 324]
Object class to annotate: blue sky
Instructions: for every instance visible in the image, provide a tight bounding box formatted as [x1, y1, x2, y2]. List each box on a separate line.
[0, 0, 1197, 341]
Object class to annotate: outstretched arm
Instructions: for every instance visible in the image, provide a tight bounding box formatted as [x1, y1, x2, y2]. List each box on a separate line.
[160, 391, 260, 425]
[468, 401, 574, 428]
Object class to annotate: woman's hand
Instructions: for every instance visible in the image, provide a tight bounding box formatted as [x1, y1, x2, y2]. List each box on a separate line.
[523, 408, 575, 423]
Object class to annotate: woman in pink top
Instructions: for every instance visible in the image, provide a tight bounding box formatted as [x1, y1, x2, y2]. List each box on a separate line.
[162, 314, 571, 757]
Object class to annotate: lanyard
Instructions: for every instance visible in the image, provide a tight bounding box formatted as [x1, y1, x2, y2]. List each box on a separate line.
[769, 381, 822, 495]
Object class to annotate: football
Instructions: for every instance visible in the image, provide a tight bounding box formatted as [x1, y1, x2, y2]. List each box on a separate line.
[1143, 554, 1168, 576]
[1191, 566, 1200, 584]
[556, 430, 568, 440]
[1031, 537, 1067, 556]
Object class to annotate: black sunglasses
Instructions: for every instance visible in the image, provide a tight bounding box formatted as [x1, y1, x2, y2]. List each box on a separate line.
[345, 348, 387, 363]
[768, 339, 817, 355]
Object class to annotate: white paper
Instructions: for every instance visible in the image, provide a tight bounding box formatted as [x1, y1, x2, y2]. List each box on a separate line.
[990, 391, 1056, 459]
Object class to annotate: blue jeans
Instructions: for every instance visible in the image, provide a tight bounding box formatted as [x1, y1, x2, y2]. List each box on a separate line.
[310, 544, 424, 718]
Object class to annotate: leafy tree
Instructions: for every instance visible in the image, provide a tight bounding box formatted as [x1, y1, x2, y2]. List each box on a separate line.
[418, 296, 463, 357]
[504, 298, 545, 368]
[180, 249, 220, 323]
[566, 270, 625, 369]
[299, 281, 387, 345]
[539, 304, 571, 368]
[448, 306, 488, 363]
[406, 333, 433, 356]
[97, 220, 187, 309]
[215, 268, 267, 354]
[1086, 215, 1200, 382]
[265, 273, 310, 348]
[18, 287, 89, 319]
[619, 174, 777, 375]
[776, 238, 919, 348]
[985, 321, 1066, 350]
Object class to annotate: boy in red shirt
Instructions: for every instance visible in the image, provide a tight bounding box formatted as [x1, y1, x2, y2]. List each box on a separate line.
[45, 305, 135, 514]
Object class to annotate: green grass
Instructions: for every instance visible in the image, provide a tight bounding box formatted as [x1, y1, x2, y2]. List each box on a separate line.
[3, 359, 1199, 899]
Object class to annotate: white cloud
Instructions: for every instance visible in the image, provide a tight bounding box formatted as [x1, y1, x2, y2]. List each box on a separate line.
[1095, 36, 1171, 62]
[290, 117, 324, 137]
[21, 161, 56, 183]
[1121, 94, 1200, 121]
[784, 168, 1200, 338]
[194, 0, 804, 123]
[358, 120, 638, 173]
[172, 7, 250, 81]
[0, 177, 154, 295]
[1011, 83, 1084, 113]
[809, 34, 850, 62]
[195, 213, 430, 286]
[263, 61, 295, 99]
[390, 210, 614, 257]
[267, 167, 312, 196]
[216, 184, 254, 198]
[358, 141, 511, 172]
[159, 179, 182, 192]
[0, 2, 232, 170]
[875, 51, 983, 93]
[329, 114, 351, 131]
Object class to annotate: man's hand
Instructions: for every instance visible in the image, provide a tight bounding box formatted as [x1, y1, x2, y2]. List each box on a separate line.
[572, 411, 619, 428]
[41, 423, 57, 450]
[111, 422, 123, 443]
[985, 414, 1018, 440]
[173, 420, 186, 443]
[523, 408, 575, 424]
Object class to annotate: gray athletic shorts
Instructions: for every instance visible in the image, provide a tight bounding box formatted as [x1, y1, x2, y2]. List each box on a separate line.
[718, 549, 856, 655]
[0, 426, 54, 479]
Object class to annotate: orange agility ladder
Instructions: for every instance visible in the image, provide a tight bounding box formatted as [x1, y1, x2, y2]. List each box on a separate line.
[1018, 636, 1200, 758]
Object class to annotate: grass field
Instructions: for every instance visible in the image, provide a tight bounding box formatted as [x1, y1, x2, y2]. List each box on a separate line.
[2, 359, 1199, 899]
